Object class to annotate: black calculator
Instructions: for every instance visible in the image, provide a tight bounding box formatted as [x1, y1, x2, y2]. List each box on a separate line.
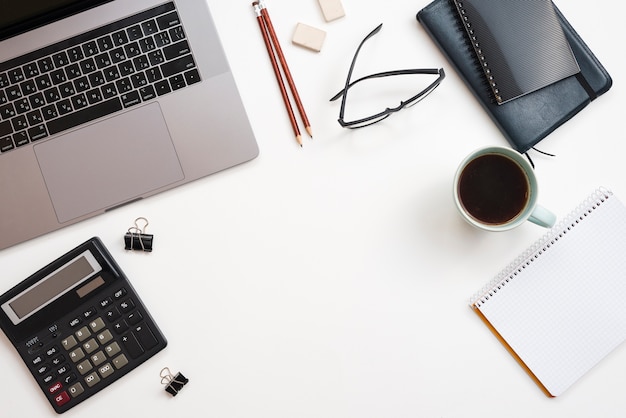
[0, 237, 167, 414]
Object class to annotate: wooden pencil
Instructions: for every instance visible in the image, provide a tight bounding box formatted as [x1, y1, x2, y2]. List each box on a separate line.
[257, 0, 313, 138]
[252, 1, 302, 146]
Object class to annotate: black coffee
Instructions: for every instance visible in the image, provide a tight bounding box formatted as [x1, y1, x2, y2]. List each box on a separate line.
[458, 153, 530, 225]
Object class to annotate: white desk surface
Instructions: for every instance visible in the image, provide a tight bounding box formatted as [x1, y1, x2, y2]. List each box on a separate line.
[1, 0, 625, 416]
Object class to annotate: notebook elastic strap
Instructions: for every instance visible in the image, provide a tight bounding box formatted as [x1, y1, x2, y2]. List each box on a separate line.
[576, 72, 597, 101]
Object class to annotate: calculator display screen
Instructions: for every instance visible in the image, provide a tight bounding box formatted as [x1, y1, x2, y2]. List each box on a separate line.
[1, 250, 101, 325]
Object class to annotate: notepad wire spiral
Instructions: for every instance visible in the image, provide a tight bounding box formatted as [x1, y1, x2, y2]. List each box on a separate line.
[451, 0, 501, 103]
[470, 188, 612, 308]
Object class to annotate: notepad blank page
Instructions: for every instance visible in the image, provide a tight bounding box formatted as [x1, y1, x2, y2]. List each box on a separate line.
[477, 195, 626, 396]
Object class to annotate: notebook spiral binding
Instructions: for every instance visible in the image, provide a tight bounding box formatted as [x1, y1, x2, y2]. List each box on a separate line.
[448, 0, 496, 103]
[470, 187, 613, 308]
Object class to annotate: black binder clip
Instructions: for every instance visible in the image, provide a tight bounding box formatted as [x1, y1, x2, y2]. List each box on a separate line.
[124, 217, 153, 252]
[160, 367, 189, 396]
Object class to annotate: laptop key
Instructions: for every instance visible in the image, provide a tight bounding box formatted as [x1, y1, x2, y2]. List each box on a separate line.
[56, 99, 73, 116]
[121, 91, 140, 108]
[14, 131, 29, 147]
[160, 54, 195, 78]
[0, 73, 9, 88]
[0, 103, 16, 119]
[112, 30, 129, 46]
[35, 74, 52, 90]
[154, 80, 170, 96]
[37, 57, 54, 73]
[0, 120, 12, 137]
[184, 69, 201, 85]
[163, 40, 190, 60]
[97, 35, 114, 52]
[126, 25, 143, 41]
[50, 69, 67, 85]
[27, 110, 44, 125]
[52, 52, 69, 68]
[86, 89, 103, 105]
[71, 94, 88, 110]
[82, 41, 99, 57]
[8, 68, 25, 84]
[28, 124, 48, 141]
[0, 135, 13, 152]
[47, 98, 122, 135]
[169, 75, 185, 91]
[157, 12, 181, 30]
[139, 85, 156, 101]
[42, 105, 59, 121]
[11, 115, 27, 131]
[141, 19, 158, 35]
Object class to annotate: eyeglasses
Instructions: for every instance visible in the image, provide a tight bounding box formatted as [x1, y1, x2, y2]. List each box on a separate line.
[330, 23, 445, 129]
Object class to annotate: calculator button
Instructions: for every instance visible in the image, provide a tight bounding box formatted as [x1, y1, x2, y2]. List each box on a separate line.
[113, 288, 127, 299]
[120, 298, 135, 312]
[57, 364, 70, 376]
[69, 347, 85, 363]
[43, 374, 55, 384]
[84, 371, 101, 387]
[37, 364, 50, 375]
[99, 297, 113, 309]
[48, 381, 63, 395]
[83, 338, 99, 354]
[104, 341, 121, 357]
[134, 324, 158, 351]
[83, 307, 97, 319]
[68, 382, 84, 398]
[97, 329, 113, 345]
[46, 345, 60, 357]
[88, 317, 106, 333]
[76, 359, 92, 375]
[105, 306, 121, 322]
[32, 355, 44, 366]
[98, 362, 114, 379]
[127, 311, 142, 325]
[61, 335, 78, 350]
[112, 320, 128, 334]
[91, 350, 106, 366]
[112, 354, 128, 369]
[75, 326, 91, 342]
[54, 391, 71, 407]
[51, 355, 65, 366]
[69, 317, 82, 328]
[62, 373, 77, 385]
[121, 332, 144, 359]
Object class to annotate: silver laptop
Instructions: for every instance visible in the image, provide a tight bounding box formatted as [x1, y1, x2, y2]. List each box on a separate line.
[0, 0, 259, 250]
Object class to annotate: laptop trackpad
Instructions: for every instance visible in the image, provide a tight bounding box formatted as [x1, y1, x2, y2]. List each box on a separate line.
[35, 103, 184, 223]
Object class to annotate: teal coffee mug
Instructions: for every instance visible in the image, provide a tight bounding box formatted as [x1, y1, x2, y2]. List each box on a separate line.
[453, 146, 556, 231]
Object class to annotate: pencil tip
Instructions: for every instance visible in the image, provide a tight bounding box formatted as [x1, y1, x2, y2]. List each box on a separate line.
[305, 126, 313, 138]
[296, 135, 303, 147]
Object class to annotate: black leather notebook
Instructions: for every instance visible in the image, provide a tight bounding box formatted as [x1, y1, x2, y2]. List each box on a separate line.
[417, 0, 612, 154]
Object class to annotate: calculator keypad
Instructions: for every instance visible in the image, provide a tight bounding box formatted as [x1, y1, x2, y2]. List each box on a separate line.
[0, 237, 166, 414]
[29, 287, 162, 410]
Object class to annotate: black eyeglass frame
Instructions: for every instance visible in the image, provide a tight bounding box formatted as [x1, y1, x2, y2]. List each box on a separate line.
[330, 23, 446, 129]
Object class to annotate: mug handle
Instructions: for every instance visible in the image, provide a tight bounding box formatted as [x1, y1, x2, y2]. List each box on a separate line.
[528, 204, 557, 228]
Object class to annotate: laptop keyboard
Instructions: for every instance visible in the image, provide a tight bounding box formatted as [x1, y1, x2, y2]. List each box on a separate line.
[0, 2, 201, 155]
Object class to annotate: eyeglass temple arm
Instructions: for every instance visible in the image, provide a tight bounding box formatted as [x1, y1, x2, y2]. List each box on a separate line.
[329, 68, 444, 101]
[336, 24, 384, 116]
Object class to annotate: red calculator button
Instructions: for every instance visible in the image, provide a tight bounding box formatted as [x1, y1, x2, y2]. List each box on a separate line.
[54, 391, 71, 407]
[48, 381, 63, 395]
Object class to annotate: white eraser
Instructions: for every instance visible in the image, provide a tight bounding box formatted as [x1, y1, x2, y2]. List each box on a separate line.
[292, 23, 326, 52]
[318, 0, 345, 22]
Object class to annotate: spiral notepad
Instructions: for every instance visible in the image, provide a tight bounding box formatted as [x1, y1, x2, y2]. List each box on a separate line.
[452, 0, 580, 104]
[470, 188, 626, 396]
